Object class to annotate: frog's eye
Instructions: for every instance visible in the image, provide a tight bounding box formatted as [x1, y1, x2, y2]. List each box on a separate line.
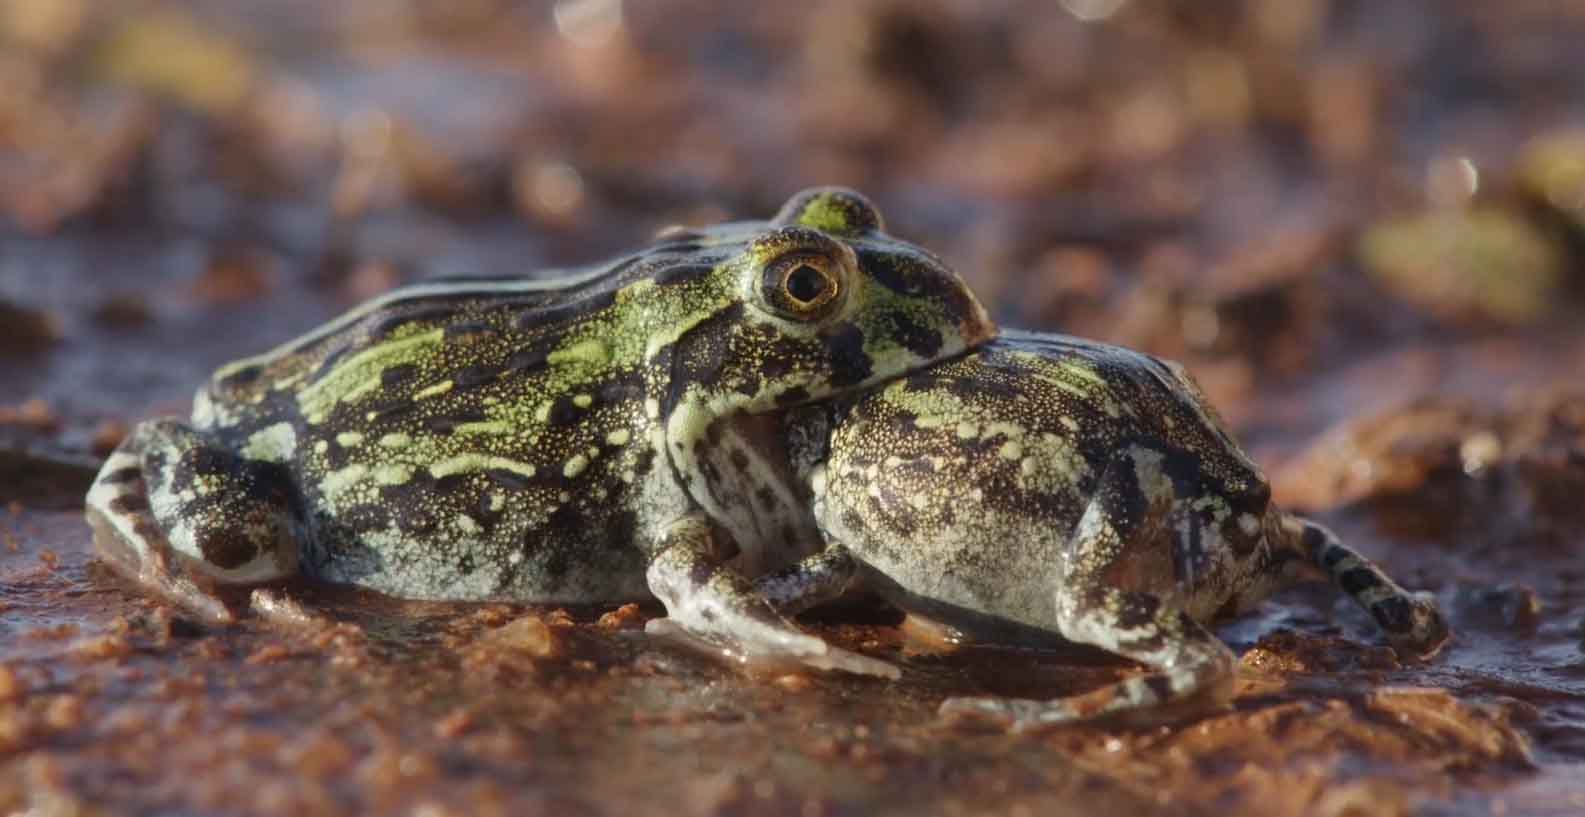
[760, 253, 843, 321]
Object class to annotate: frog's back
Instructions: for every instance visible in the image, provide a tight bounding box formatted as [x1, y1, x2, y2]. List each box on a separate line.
[974, 331, 1265, 493]
[184, 242, 737, 603]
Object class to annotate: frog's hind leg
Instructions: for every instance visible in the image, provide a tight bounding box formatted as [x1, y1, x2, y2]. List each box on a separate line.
[86, 419, 303, 623]
[1278, 513, 1449, 658]
[941, 453, 1237, 731]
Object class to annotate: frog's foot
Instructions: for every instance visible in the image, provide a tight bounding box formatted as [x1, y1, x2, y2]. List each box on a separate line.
[646, 520, 897, 679]
[1292, 516, 1451, 659]
[940, 590, 1237, 732]
[86, 447, 237, 625]
[85, 419, 304, 625]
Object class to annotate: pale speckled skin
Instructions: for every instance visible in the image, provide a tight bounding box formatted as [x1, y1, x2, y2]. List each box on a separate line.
[85, 188, 994, 675]
[777, 331, 1449, 727]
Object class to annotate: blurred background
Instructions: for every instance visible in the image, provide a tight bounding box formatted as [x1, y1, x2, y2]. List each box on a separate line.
[3, 3, 1585, 815]
[3, 0, 1584, 453]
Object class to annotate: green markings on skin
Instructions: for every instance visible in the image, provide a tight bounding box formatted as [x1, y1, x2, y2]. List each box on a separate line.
[298, 328, 445, 423]
[549, 338, 610, 368]
[322, 464, 369, 505]
[241, 422, 297, 463]
[795, 194, 855, 234]
[430, 454, 538, 481]
[454, 420, 511, 436]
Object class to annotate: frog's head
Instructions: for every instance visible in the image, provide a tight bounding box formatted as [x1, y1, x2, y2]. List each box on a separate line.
[670, 187, 997, 415]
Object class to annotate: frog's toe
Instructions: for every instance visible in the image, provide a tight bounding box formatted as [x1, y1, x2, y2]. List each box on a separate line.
[939, 696, 1067, 731]
[645, 617, 898, 679]
[1384, 591, 1451, 660]
[795, 642, 900, 679]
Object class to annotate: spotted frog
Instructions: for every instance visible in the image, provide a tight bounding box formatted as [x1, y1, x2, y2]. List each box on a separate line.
[86, 188, 996, 676]
[766, 331, 1449, 726]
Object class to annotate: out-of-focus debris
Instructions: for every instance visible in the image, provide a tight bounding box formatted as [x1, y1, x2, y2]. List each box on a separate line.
[96, 12, 256, 115]
[1517, 129, 1585, 235]
[1359, 208, 1567, 326]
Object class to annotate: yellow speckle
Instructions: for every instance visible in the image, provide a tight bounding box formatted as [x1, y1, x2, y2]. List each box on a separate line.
[414, 380, 453, 400]
[379, 432, 410, 448]
[914, 415, 944, 429]
[606, 428, 631, 446]
[620, 469, 636, 483]
[314, 439, 329, 454]
[618, 279, 656, 302]
[242, 422, 297, 463]
[489, 493, 505, 512]
[430, 454, 536, 481]
[455, 420, 510, 436]
[644, 398, 660, 420]
[323, 464, 368, 502]
[456, 515, 480, 534]
[999, 440, 1024, 461]
[956, 421, 979, 439]
[558, 491, 572, 503]
[549, 338, 609, 367]
[573, 394, 593, 409]
[374, 464, 414, 485]
[1060, 416, 1079, 432]
[534, 401, 552, 423]
[564, 454, 590, 479]
[586, 446, 601, 460]
[336, 431, 364, 448]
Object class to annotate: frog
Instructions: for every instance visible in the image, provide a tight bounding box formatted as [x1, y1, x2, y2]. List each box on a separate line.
[84, 187, 997, 677]
[762, 330, 1450, 728]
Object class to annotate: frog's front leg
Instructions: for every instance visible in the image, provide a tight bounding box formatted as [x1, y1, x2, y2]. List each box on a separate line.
[85, 418, 303, 624]
[645, 518, 896, 678]
[752, 543, 861, 615]
[941, 454, 1236, 731]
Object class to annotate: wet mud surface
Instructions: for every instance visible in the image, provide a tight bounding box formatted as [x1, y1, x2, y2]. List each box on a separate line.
[3, 1, 1585, 815]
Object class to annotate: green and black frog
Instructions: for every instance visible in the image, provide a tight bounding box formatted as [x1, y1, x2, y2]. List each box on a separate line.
[86, 187, 996, 676]
[769, 331, 1449, 728]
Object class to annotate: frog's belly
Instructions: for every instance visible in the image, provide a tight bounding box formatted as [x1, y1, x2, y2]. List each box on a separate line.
[300, 508, 655, 603]
[289, 441, 690, 603]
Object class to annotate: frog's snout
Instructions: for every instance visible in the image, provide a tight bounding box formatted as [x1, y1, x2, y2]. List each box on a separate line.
[961, 300, 999, 348]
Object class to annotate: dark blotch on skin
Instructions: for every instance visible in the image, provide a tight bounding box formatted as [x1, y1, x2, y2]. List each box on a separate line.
[888, 311, 943, 359]
[652, 263, 714, 287]
[425, 407, 488, 434]
[103, 466, 142, 485]
[366, 399, 418, 426]
[547, 395, 587, 426]
[453, 363, 501, 389]
[485, 469, 534, 491]
[1339, 567, 1384, 597]
[198, 529, 259, 570]
[218, 364, 264, 389]
[381, 363, 419, 388]
[108, 494, 149, 514]
[518, 290, 618, 331]
[506, 344, 553, 374]
[774, 386, 811, 407]
[820, 323, 872, 388]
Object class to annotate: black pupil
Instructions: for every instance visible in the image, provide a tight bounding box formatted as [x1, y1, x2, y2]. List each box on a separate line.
[786, 265, 827, 304]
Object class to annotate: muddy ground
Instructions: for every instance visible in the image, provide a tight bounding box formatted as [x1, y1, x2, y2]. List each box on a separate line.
[2, 1, 1584, 815]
